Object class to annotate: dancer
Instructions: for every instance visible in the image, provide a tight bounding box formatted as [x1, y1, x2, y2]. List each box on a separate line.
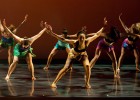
[45, 22, 104, 88]
[3, 20, 47, 80]
[0, 15, 28, 65]
[90, 18, 120, 78]
[117, 14, 140, 72]
[40, 21, 76, 70]
[43, 29, 76, 70]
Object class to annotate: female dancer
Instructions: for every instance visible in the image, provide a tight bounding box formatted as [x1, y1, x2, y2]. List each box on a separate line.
[40, 21, 76, 70]
[43, 29, 77, 70]
[117, 14, 140, 72]
[90, 18, 120, 78]
[45, 22, 104, 88]
[0, 15, 28, 65]
[3, 20, 47, 80]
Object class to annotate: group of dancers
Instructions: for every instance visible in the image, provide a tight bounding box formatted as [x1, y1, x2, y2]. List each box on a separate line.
[0, 14, 140, 89]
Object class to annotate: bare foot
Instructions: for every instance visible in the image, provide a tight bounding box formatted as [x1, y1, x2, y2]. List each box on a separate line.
[5, 75, 10, 80]
[114, 74, 120, 79]
[85, 84, 91, 89]
[51, 83, 57, 88]
[43, 66, 48, 70]
[32, 77, 36, 80]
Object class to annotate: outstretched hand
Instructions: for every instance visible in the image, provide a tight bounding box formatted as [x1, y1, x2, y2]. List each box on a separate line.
[24, 14, 28, 22]
[44, 22, 53, 33]
[3, 19, 6, 27]
[103, 17, 107, 26]
[40, 21, 44, 28]
[119, 13, 122, 20]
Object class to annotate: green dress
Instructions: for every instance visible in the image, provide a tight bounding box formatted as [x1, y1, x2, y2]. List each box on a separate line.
[13, 43, 36, 57]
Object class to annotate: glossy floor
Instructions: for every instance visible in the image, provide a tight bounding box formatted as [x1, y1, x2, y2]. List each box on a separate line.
[0, 64, 140, 100]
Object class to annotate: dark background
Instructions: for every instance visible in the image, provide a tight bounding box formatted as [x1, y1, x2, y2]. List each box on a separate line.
[0, 0, 140, 64]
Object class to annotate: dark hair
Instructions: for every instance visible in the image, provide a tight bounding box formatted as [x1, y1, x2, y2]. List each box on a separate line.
[62, 28, 68, 34]
[76, 30, 86, 37]
[107, 26, 120, 42]
[8, 24, 15, 32]
[22, 37, 29, 46]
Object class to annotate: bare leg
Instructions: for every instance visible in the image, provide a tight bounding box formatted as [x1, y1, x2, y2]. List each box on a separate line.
[26, 56, 31, 71]
[51, 55, 74, 88]
[82, 56, 91, 89]
[90, 48, 102, 69]
[26, 53, 36, 80]
[107, 49, 119, 78]
[5, 56, 18, 80]
[133, 49, 140, 71]
[8, 46, 13, 65]
[66, 48, 73, 71]
[44, 48, 58, 70]
[117, 47, 126, 74]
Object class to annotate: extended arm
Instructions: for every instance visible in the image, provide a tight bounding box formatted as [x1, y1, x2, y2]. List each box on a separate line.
[3, 19, 23, 43]
[13, 14, 28, 34]
[29, 28, 47, 44]
[0, 20, 4, 33]
[86, 27, 104, 43]
[45, 23, 75, 45]
[119, 14, 130, 33]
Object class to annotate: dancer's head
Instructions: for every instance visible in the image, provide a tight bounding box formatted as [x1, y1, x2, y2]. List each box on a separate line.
[8, 24, 15, 32]
[77, 31, 86, 42]
[21, 37, 30, 48]
[106, 26, 120, 42]
[62, 28, 68, 38]
[130, 23, 140, 34]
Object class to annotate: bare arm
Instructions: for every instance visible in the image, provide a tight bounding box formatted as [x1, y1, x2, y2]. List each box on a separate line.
[86, 27, 104, 44]
[13, 14, 28, 34]
[119, 14, 130, 33]
[48, 30, 75, 45]
[0, 20, 4, 33]
[45, 23, 75, 45]
[29, 28, 47, 44]
[3, 19, 23, 43]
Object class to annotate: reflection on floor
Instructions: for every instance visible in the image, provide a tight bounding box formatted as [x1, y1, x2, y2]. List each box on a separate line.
[0, 64, 140, 100]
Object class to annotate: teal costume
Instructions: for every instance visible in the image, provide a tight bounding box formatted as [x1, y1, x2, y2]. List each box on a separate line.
[13, 43, 35, 57]
[54, 40, 70, 50]
[0, 36, 14, 48]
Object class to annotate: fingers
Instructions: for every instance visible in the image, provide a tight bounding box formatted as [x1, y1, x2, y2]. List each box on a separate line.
[103, 17, 107, 26]
[40, 21, 44, 28]
[119, 13, 122, 19]
[25, 14, 28, 19]
[3, 19, 6, 26]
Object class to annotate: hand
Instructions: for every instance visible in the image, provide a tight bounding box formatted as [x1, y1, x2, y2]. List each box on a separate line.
[44, 22, 52, 33]
[119, 13, 122, 20]
[40, 21, 44, 28]
[24, 14, 28, 22]
[103, 17, 107, 26]
[3, 19, 6, 27]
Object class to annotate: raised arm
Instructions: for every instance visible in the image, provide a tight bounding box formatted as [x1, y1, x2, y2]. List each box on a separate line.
[87, 17, 107, 37]
[3, 19, 23, 43]
[86, 27, 104, 44]
[0, 20, 4, 33]
[29, 27, 47, 44]
[13, 14, 28, 34]
[45, 23, 75, 45]
[119, 14, 130, 33]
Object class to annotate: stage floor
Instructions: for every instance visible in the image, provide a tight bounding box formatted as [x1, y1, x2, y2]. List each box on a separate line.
[0, 64, 140, 100]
